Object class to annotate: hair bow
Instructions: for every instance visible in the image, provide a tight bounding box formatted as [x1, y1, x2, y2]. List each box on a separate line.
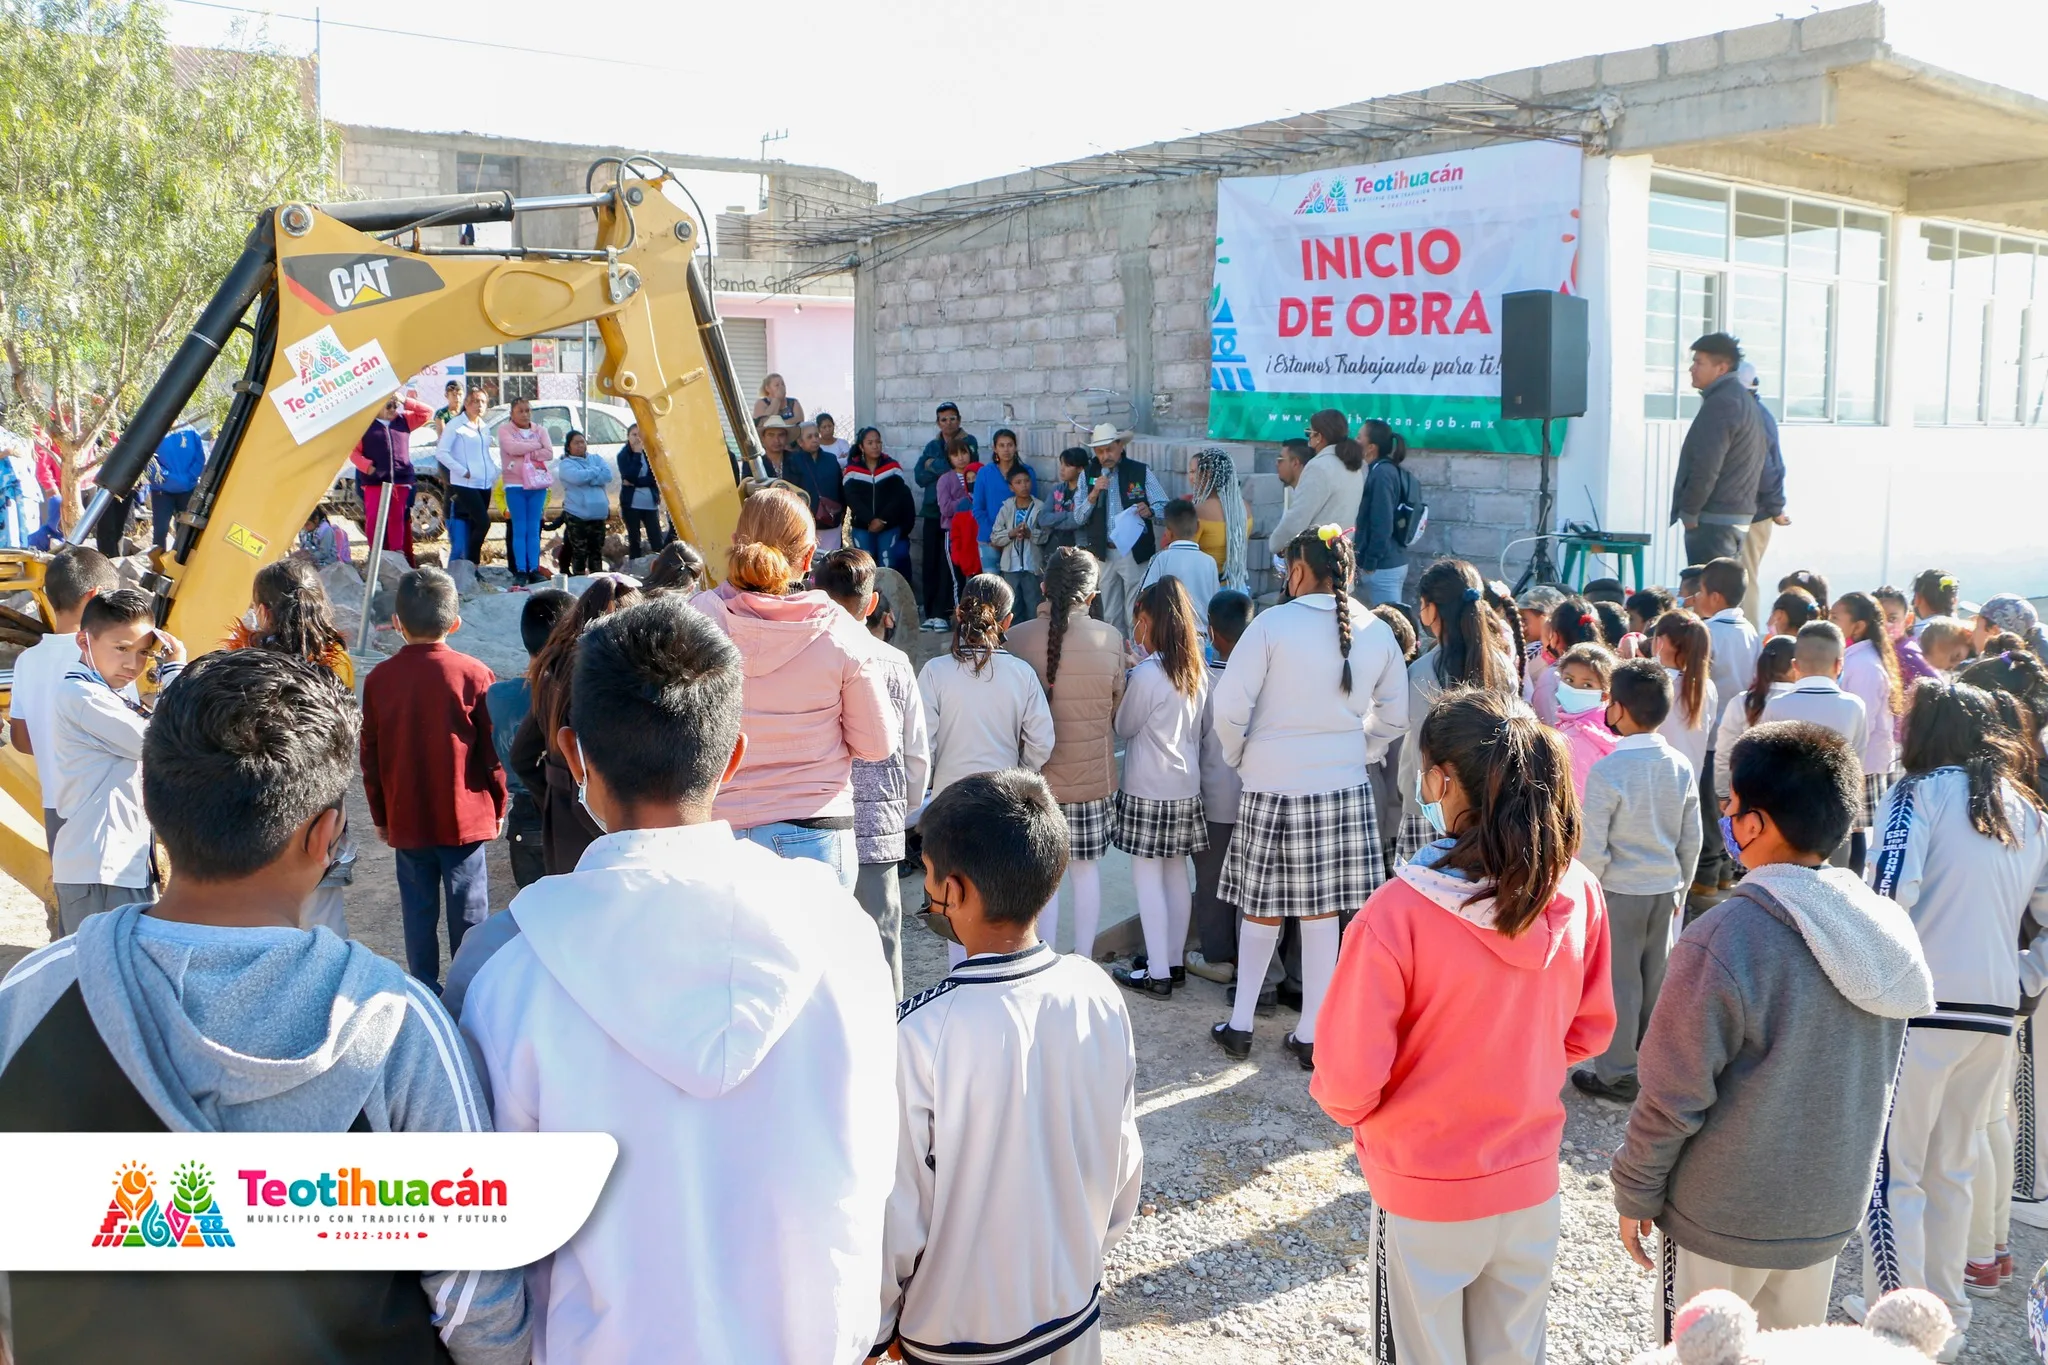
[1315, 524, 1354, 545]
[1462, 587, 1483, 603]
[1580, 613, 1596, 627]
[1940, 576, 1957, 592]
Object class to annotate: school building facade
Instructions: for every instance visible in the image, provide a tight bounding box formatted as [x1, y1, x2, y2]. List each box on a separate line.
[839, 3, 2048, 599]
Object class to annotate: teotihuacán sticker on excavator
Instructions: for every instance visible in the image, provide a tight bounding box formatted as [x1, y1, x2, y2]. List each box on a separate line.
[281, 254, 444, 316]
[266, 324, 402, 445]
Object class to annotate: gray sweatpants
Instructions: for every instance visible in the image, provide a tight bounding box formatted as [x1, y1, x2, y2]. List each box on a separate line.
[1374, 1194, 1560, 1364]
[855, 861, 904, 999]
[55, 882, 155, 936]
[1594, 889, 1682, 1086]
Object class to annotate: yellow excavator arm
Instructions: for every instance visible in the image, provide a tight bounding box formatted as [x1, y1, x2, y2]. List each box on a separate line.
[3, 156, 769, 907]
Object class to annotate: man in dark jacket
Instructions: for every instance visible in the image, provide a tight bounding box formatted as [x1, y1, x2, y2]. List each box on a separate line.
[1668, 333, 1765, 566]
[1736, 362, 1790, 625]
[913, 402, 976, 629]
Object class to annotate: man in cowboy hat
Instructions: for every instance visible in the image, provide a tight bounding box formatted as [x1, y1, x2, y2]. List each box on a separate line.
[1077, 422, 1164, 637]
[757, 413, 794, 479]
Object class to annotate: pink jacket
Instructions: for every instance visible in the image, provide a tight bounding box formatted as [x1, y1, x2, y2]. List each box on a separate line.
[1554, 708, 1619, 803]
[1310, 855, 1615, 1223]
[691, 584, 898, 827]
[497, 420, 554, 490]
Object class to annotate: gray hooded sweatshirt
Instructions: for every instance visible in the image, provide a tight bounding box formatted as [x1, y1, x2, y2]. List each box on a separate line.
[1610, 864, 1935, 1269]
[0, 905, 529, 1363]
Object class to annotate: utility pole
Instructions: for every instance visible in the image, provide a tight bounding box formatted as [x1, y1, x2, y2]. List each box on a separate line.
[757, 129, 787, 211]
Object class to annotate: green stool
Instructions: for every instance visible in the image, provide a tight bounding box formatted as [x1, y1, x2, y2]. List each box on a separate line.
[1559, 532, 1650, 592]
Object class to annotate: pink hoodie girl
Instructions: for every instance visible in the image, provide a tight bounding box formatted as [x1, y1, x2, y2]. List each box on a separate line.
[1553, 707, 1619, 802]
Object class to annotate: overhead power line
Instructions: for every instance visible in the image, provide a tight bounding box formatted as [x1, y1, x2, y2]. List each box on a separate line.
[165, 0, 688, 73]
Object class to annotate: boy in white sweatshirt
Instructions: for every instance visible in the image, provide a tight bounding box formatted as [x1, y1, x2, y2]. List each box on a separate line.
[458, 596, 899, 1363]
[874, 769, 1143, 1363]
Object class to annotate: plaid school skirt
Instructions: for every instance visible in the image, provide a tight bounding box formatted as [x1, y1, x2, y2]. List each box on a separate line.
[1393, 810, 1437, 867]
[1864, 769, 1898, 827]
[1111, 791, 1209, 860]
[1061, 798, 1112, 863]
[1220, 781, 1384, 919]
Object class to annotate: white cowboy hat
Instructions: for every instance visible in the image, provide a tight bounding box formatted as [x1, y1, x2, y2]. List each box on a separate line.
[758, 414, 795, 431]
[1086, 422, 1131, 449]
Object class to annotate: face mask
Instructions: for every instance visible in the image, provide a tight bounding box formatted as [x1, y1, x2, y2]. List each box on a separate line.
[1414, 768, 1448, 838]
[1555, 683, 1606, 716]
[574, 738, 609, 836]
[1719, 813, 1750, 868]
[920, 886, 963, 944]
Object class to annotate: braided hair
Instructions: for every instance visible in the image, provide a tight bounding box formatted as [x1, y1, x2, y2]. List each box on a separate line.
[1900, 681, 2045, 844]
[1040, 546, 1098, 695]
[1484, 580, 1527, 687]
[1284, 525, 1358, 694]
[952, 573, 1014, 677]
[248, 558, 347, 674]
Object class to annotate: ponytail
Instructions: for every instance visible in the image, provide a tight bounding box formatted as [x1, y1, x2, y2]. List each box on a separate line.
[1308, 408, 1365, 473]
[1744, 634, 1798, 725]
[1417, 557, 1509, 694]
[1419, 686, 1580, 937]
[1285, 525, 1357, 693]
[1652, 608, 1711, 728]
[1361, 418, 1406, 465]
[1484, 580, 1527, 688]
[1039, 546, 1099, 695]
[952, 573, 1013, 676]
[1134, 578, 1204, 699]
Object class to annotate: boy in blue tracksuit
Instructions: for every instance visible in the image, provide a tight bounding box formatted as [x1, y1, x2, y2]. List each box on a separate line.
[148, 423, 207, 550]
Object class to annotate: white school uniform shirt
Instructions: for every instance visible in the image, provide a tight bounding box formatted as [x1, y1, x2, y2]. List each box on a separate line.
[1140, 539, 1221, 636]
[1711, 682, 1793, 802]
[879, 944, 1143, 1361]
[1116, 657, 1206, 801]
[1760, 675, 1868, 757]
[48, 660, 181, 887]
[7, 629, 83, 776]
[1839, 638, 1900, 777]
[1656, 668, 1718, 779]
[1705, 608, 1760, 713]
[1870, 769, 2048, 1027]
[917, 651, 1056, 796]
[458, 823, 899, 1365]
[1212, 592, 1407, 794]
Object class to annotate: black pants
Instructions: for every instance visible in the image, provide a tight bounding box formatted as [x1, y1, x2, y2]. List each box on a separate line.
[93, 492, 136, 556]
[1192, 820, 1238, 962]
[918, 514, 955, 620]
[623, 506, 668, 557]
[506, 795, 544, 890]
[1682, 522, 1743, 565]
[150, 489, 190, 550]
[562, 516, 606, 576]
[449, 485, 492, 565]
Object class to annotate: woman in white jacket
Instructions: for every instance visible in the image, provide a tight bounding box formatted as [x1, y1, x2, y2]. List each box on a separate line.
[1859, 681, 2048, 1340]
[1211, 524, 1407, 1070]
[435, 386, 499, 567]
[1269, 410, 1367, 551]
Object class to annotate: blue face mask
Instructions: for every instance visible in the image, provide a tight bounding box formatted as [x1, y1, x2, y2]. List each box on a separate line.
[575, 738, 609, 836]
[1719, 813, 1748, 868]
[1415, 768, 1448, 838]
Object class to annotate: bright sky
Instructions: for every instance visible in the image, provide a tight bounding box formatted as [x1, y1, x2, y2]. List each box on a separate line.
[165, 0, 2047, 203]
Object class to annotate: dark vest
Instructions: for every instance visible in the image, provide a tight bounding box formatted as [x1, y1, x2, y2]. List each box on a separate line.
[1080, 455, 1157, 564]
[0, 982, 452, 1365]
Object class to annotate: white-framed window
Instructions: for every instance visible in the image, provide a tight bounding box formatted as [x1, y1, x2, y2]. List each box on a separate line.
[1645, 173, 1887, 424]
[1909, 223, 2048, 426]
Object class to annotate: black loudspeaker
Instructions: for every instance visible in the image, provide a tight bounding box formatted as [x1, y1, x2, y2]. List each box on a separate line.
[1499, 290, 1589, 420]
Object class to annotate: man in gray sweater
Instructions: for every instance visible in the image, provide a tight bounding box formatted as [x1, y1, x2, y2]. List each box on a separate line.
[1612, 722, 1933, 1338]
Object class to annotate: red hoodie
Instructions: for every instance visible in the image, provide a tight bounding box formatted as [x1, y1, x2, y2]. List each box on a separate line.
[1311, 854, 1614, 1223]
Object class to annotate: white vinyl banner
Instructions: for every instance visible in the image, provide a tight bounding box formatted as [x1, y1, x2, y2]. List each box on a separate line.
[1208, 140, 1583, 453]
[267, 323, 403, 446]
[0, 1132, 617, 1270]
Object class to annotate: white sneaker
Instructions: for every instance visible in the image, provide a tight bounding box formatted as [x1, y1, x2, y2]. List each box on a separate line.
[1937, 1332, 1965, 1364]
[920, 617, 948, 632]
[1840, 1294, 1867, 1323]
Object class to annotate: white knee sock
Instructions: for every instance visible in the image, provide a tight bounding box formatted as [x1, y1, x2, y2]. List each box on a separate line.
[1231, 920, 1282, 1033]
[1132, 856, 1171, 979]
[1164, 858, 1192, 969]
[1040, 887, 1062, 955]
[1297, 916, 1341, 1044]
[1070, 859, 1101, 959]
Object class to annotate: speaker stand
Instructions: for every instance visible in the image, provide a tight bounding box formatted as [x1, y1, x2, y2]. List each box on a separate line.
[1517, 418, 1561, 593]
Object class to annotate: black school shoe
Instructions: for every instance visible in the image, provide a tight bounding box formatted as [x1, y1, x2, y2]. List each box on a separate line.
[1112, 965, 1173, 998]
[1127, 953, 1185, 986]
[1211, 1022, 1252, 1059]
[1283, 1031, 1314, 1071]
[1570, 1068, 1639, 1103]
[1225, 982, 1279, 1016]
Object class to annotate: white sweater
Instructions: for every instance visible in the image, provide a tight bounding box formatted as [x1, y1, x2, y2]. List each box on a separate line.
[879, 945, 1142, 1360]
[458, 823, 899, 1364]
[1761, 676, 1868, 758]
[1211, 593, 1407, 796]
[1656, 668, 1718, 780]
[1116, 657, 1207, 800]
[918, 651, 1056, 796]
[1840, 639, 1900, 777]
[1869, 768, 2048, 1026]
[1269, 450, 1366, 550]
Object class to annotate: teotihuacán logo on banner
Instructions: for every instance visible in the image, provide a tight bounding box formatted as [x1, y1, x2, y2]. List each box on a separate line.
[0, 1132, 617, 1271]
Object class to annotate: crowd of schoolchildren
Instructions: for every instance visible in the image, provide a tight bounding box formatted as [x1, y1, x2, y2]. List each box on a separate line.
[5, 418, 2048, 1365]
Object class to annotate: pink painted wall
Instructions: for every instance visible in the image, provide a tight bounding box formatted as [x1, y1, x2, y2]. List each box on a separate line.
[715, 294, 857, 431]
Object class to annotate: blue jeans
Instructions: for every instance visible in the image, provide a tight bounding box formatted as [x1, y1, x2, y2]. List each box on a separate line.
[1364, 564, 1407, 607]
[851, 526, 901, 565]
[505, 486, 547, 574]
[393, 842, 490, 990]
[737, 821, 856, 890]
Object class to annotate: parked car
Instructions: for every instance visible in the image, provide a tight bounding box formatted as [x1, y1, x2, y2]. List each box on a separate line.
[328, 399, 636, 542]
